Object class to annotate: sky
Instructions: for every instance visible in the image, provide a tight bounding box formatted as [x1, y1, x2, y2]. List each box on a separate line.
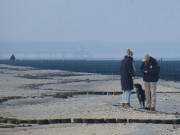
[0, 0, 180, 59]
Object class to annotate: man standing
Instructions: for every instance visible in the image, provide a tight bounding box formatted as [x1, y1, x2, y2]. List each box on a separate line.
[140, 54, 160, 111]
[10, 54, 16, 65]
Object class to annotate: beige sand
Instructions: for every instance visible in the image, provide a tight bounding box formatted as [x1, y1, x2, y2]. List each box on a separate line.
[0, 64, 179, 135]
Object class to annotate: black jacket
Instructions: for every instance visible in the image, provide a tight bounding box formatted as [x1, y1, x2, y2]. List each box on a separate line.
[140, 57, 160, 82]
[120, 56, 134, 90]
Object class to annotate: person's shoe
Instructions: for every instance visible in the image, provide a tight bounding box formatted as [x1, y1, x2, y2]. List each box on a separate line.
[123, 103, 128, 108]
[150, 108, 155, 111]
[144, 107, 150, 110]
[124, 103, 132, 108]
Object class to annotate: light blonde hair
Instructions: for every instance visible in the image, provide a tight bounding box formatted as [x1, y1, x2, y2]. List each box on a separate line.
[126, 48, 133, 57]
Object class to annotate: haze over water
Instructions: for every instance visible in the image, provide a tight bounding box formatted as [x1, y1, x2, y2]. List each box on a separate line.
[0, 0, 180, 59]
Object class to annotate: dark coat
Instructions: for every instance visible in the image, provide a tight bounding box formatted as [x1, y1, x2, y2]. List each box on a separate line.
[120, 56, 134, 90]
[140, 56, 160, 82]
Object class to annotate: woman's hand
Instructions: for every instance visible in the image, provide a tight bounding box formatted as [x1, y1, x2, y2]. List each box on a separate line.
[144, 71, 148, 74]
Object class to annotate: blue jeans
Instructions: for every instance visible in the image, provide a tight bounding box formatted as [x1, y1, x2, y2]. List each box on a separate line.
[121, 90, 132, 103]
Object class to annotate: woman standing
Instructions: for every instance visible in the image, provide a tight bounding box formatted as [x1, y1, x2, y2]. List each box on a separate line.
[120, 49, 135, 108]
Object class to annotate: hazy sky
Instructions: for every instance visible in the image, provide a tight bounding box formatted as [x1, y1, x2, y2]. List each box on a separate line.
[0, 0, 180, 42]
[0, 0, 180, 59]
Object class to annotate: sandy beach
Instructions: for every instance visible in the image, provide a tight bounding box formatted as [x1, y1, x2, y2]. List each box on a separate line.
[0, 64, 179, 135]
